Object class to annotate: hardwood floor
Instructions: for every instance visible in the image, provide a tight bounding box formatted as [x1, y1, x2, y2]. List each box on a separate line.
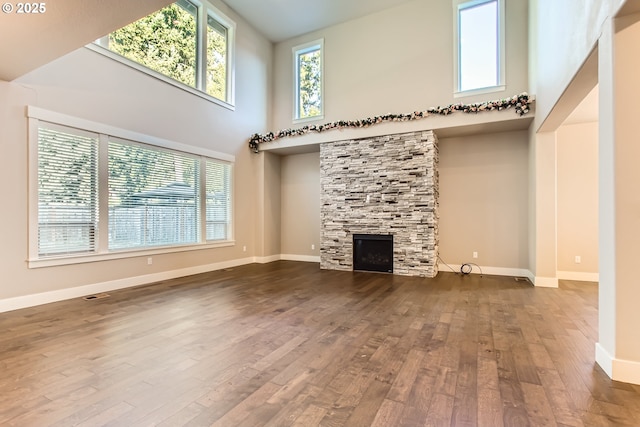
[1, 261, 639, 426]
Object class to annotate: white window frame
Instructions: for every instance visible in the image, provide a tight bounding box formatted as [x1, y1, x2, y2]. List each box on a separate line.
[27, 106, 235, 268]
[89, 0, 236, 109]
[293, 38, 324, 123]
[453, 0, 505, 97]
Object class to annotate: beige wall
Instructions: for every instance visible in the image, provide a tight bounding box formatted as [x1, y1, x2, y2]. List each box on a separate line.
[438, 131, 529, 271]
[259, 152, 282, 257]
[0, 2, 272, 302]
[596, 13, 640, 381]
[277, 132, 530, 273]
[532, 0, 640, 383]
[267, 0, 531, 274]
[280, 152, 320, 258]
[556, 122, 599, 275]
[271, 0, 529, 132]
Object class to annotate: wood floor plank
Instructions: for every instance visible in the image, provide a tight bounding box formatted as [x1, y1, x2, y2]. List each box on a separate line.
[370, 398, 405, 427]
[0, 262, 638, 426]
[291, 403, 327, 426]
[386, 347, 425, 403]
[521, 382, 559, 427]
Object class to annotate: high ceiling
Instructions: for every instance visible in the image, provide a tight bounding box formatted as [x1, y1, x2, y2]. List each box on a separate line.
[0, 0, 415, 81]
[0, 0, 172, 81]
[223, 0, 416, 42]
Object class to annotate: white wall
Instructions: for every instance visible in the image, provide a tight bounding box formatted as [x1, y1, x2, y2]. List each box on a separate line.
[533, 0, 622, 127]
[272, 0, 529, 132]
[0, 2, 272, 304]
[556, 122, 599, 278]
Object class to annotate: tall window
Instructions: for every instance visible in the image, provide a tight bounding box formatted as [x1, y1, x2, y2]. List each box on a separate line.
[94, 0, 235, 105]
[37, 124, 99, 257]
[205, 160, 231, 240]
[454, 0, 505, 94]
[207, 15, 228, 100]
[293, 39, 324, 121]
[30, 110, 233, 265]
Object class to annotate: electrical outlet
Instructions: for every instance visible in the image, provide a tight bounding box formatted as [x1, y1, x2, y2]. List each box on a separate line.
[311, 244, 315, 250]
[147, 257, 153, 265]
[575, 255, 581, 264]
[243, 246, 247, 252]
[473, 251, 478, 259]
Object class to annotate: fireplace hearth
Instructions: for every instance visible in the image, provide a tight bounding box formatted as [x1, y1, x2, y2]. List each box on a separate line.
[353, 234, 393, 273]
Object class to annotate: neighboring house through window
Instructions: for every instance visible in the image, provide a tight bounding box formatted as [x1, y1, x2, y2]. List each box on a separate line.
[293, 39, 324, 121]
[454, 0, 505, 96]
[92, 0, 235, 107]
[28, 107, 233, 267]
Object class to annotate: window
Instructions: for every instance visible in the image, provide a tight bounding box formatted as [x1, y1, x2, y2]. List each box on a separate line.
[293, 39, 324, 121]
[37, 124, 99, 257]
[454, 0, 505, 95]
[93, 0, 235, 106]
[205, 160, 231, 240]
[108, 140, 200, 250]
[29, 108, 234, 266]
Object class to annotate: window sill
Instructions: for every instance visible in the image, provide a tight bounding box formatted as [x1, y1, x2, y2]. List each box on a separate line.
[293, 114, 325, 125]
[85, 44, 235, 111]
[454, 84, 506, 99]
[27, 240, 236, 269]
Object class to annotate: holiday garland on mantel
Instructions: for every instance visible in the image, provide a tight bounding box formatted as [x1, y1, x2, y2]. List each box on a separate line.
[248, 92, 532, 153]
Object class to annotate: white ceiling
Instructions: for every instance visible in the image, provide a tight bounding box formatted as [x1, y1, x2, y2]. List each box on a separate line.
[0, 0, 415, 80]
[222, 0, 416, 42]
[0, 0, 172, 81]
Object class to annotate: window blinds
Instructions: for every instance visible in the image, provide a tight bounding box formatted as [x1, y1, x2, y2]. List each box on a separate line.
[108, 139, 200, 250]
[34, 121, 232, 259]
[205, 160, 231, 241]
[37, 125, 99, 256]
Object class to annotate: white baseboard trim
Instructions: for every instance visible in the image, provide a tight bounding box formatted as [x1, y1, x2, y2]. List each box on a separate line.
[524, 270, 536, 285]
[280, 254, 321, 263]
[596, 343, 614, 378]
[0, 257, 562, 313]
[533, 276, 559, 288]
[437, 264, 558, 288]
[557, 271, 599, 282]
[438, 263, 533, 281]
[254, 254, 282, 264]
[596, 342, 640, 385]
[0, 257, 256, 314]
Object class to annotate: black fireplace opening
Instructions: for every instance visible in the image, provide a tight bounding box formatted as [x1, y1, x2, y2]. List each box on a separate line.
[353, 234, 393, 273]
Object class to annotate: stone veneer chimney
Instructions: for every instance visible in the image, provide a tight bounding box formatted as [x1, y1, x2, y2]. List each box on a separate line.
[320, 130, 439, 277]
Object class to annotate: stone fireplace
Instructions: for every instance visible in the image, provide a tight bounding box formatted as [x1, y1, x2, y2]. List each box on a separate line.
[320, 130, 439, 278]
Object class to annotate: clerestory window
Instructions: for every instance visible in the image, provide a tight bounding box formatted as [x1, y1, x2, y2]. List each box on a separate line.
[293, 39, 324, 122]
[454, 0, 505, 96]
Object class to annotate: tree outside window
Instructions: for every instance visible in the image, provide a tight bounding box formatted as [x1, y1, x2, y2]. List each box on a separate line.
[97, 0, 233, 104]
[294, 40, 323, 120]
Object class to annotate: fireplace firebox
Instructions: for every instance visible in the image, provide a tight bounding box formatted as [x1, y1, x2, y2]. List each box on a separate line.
[353, 234, 393, 273]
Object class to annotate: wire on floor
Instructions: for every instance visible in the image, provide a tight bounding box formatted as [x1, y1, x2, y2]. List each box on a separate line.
[437, 255, 458, 274]
[460, 262, 483, 276]
[438, 256, 484, 277]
